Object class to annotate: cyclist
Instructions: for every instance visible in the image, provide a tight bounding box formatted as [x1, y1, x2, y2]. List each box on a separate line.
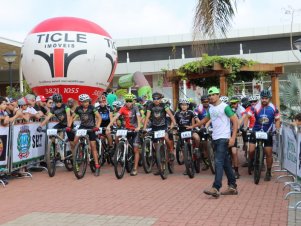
[143, 92, 177, 174]
[188, 87, 238, 198]
[95, 97, 114, 153]
[194, 95, 211, 170]
[106, 93, 141, 176]
[175, 98, 199, 174]
[229, 96, 246, 179]
[37, 93, 75, 152]
[70, 94, 102, 176]
[247, 89, 280, 181]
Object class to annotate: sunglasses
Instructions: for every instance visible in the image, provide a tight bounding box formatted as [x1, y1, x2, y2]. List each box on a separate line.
[125, 100, 133, 103]
[153, 97, 161, 100]
[208, 94, 217, 97]
[250, 101, 257, 103]
[202, 101, 209, 103]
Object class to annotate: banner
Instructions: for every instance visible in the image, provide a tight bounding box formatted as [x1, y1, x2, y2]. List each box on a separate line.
[0, 125, 10, 172]
[282, 124, 297, 175]
[11, 121, 46, 170]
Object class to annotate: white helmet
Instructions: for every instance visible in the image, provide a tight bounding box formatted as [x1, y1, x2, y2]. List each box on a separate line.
[248, 95, 258, 102]
[179, 98, 190, 104]
[112, 101, 122, 108]
[220, 96, 229, 103]
[78, 94, 90, 102]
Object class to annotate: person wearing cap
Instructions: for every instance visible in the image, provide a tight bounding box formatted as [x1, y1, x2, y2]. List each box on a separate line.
[106, 88, 117, 109]
[187, 86, 238, 198]
[35, 95, 48, 115]
[25, 94, 42, 119]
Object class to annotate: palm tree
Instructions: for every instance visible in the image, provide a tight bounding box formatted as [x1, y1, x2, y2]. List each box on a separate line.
[193, 0, 237, 39]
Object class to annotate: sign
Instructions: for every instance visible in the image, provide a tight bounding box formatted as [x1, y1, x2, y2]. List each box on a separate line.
[11, 122, 46, 169]
[282, 125, 297, 175]
[21, 17, 118, 102]
[0, 125, 9, 172]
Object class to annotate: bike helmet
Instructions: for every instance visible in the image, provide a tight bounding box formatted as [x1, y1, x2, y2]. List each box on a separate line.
[124, 93, 135, 101]
[179, 98, 190, 104]
[220, 96, 229, 103]
[241, 99, 251, 108]
[248, 95, 258, 102]
[229, 96, 240, 103]
[52, 93, 62, 103]
[152, 92, 163, 100]
[200, 95, 209, 102]
[112, 101, 122, 108]
[260, 89, 272, 98]
[208, 86, 220, 95]
[78, 94, 91, 102]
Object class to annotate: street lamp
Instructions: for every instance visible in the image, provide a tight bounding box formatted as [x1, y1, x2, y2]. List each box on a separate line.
[294, 38, 301, 52]
[2, 51, 17, 97]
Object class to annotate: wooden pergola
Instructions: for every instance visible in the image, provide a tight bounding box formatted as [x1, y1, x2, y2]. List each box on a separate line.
[166, 62, 284, 110]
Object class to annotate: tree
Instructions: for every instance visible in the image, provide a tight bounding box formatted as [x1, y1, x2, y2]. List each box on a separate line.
[193, 0, 237, 39]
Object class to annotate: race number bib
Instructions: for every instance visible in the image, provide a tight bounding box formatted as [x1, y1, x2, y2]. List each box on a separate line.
[181, 131, 192, 139]
[255, 131, 268, 140]
[47, 129, 57, 136]
[95, 128, 103, 135]
[154, 130, 165, 138]
[116, 130, 128, 136]
[76, 129, 87, 137]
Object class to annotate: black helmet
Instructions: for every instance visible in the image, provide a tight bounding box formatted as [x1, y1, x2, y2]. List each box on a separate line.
[260, 89, 271, 98]
[201, 95, 209, 102]
[52, 93, 62, 103]
[152, 92, 162, 99]
[241, 99, 251, 108]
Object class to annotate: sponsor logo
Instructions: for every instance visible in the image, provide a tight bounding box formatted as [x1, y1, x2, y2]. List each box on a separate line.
[17, 126, 31, 159]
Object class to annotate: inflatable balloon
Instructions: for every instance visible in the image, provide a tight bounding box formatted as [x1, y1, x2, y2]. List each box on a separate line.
[21, 17, 117, 103]
[116, 71, 152, 100]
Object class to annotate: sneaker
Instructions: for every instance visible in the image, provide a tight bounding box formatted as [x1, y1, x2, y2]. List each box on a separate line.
[203, 187, 220, 198]
[169, 153, 175, 161]
[94, 167, 100, 176]
[264, 172, 272, 181]
[130, 169, 138, 176]
[234, 171, 240, 179]
[221, 186, 238, 195]
[183, 170, 188, 175]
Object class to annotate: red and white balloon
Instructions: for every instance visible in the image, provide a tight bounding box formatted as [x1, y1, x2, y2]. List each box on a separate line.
[21, 17, 117, 102]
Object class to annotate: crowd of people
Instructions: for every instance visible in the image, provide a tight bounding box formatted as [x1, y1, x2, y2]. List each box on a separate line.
[0, 87, 286, 198]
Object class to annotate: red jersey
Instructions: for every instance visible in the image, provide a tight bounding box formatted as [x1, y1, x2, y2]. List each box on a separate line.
[118, 106, 140, 130]
[245, 106, 255, 128]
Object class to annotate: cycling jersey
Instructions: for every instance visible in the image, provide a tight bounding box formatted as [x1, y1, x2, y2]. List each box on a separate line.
[245, 106, 255, 128]
[74, 105, 98, 128]
[118, 106, 140, 130]
[249, 102, 280, 132]
[232, 104, 245, 119]
[50, 103, 70, 126]
[194, 104, 208, 120]
[174, 110, 197, 131]
[147, 103, 169, 127]
[97, 105, 110, 127]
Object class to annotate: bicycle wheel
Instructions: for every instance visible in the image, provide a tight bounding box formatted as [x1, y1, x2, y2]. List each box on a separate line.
[126, 145, 134, 173]
[113, 142, 126, 179]
[254, 144, 264, 184]
[46, 141, 57, 177]
[168, 152, 174, 174]
[207, 141, 215, 174]
[193, 148, 201, 173]
[176, 140, 184, 165]
[99, 140, 107, 166]
[73, 143, 88, 179]
[142, 139, 153, 173]
[64, 150, 73, 171]
[183, 142, 195, 178]
[156, 143, 168, 180]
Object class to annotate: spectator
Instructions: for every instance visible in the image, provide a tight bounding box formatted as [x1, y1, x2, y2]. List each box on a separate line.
[25, 94, 43, 118]
[35, 95, 48, 115]
[0, 97, 9, 125]
[106, 88, 117, 109]
[294, 113, 301, 126]
[16, 97, 39, 121]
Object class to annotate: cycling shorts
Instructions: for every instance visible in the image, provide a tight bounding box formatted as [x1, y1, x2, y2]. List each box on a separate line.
[53, 123, 74, 141]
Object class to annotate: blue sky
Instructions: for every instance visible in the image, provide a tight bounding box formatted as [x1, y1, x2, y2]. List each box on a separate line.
[1, 0, 301, 42]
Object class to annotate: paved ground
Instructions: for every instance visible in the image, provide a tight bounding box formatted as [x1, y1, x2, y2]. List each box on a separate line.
[0, 153, 292, 226]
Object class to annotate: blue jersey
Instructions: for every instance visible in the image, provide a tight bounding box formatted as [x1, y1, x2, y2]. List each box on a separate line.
[250, 102, 280, 132]
[194, 104, 208, 120]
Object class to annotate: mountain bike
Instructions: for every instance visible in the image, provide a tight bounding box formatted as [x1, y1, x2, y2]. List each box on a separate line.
[113, 129, 135, 179]
[40, 128, 73, 177]
[95, 127, 114, 168]
[141, 129, 156, 174]
[73, 128, 98, 179]
[198, 127, 215, 174]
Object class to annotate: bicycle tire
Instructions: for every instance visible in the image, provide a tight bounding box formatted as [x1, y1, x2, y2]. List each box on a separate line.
[183, 142, 195, 178]
[156, 143, 168, 180]
[207, 141, 215, 174]
[254, 143, 264, 184]
[142, 138, 153, 173]
[64, 150, 73, 171]
[73, 142, 88, 179]
[194, 154, 201, 173]
[46, 141, 57, 177]
[126, 145, 134, 173]
[176, 140, 184, 165]
[113, 142, 126, 179]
